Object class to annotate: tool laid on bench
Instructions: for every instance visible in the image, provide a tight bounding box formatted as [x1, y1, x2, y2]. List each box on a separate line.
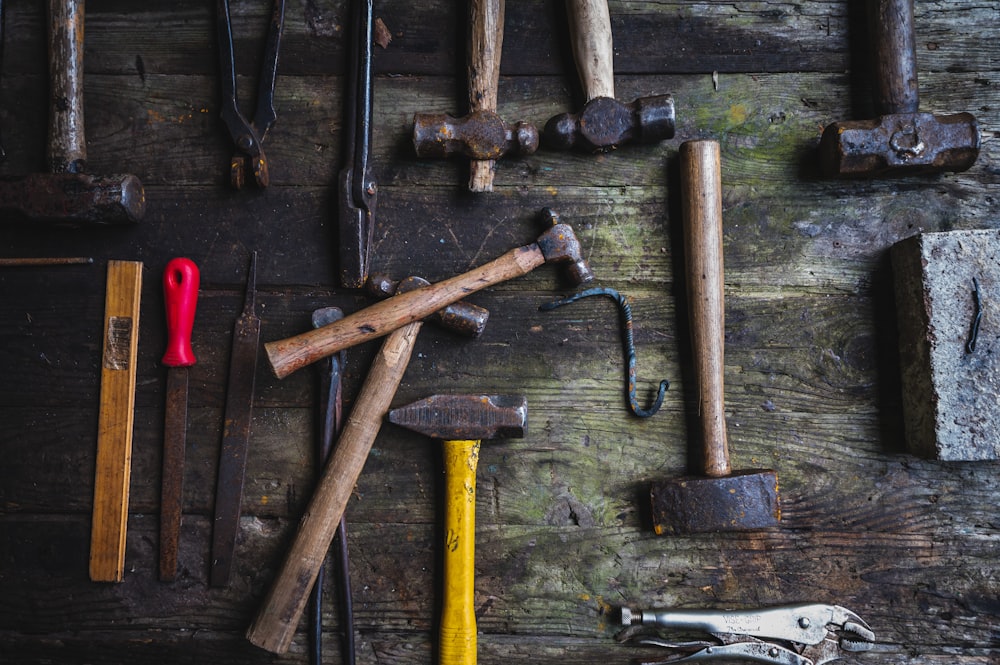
[264, 208, 593, 379]
[217, 0, 286, 188]
[818, 0, 979, 177]
[543, 0, 674, 152]
[310, 307, 355, 665]
[210, 252, 262, 587]
[412, 0, 538, 192]
[159, 258, 200, 582]
[247, 276, 502, 654]
[650, 140, 779, 535]
[0, 0, 145, 225]
[338, 0, 378, 288]
[618, 603, 875, 665]
[364, 273, 490, 338]
[388, 394, 527, 665]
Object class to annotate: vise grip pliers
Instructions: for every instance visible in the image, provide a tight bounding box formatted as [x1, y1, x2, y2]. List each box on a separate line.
[618, 603, 875, 665]
[217, 0, 286, 188]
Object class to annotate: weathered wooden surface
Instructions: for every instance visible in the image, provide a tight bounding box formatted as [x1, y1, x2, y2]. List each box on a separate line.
[0, 0, 997, 663]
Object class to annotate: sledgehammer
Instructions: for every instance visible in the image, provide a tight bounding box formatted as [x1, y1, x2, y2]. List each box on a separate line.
[650, 140, 779, 535]
[0, 0, 145, 225]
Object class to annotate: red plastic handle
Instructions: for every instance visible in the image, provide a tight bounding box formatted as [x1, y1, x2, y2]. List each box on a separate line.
[162, 257, 200, 367]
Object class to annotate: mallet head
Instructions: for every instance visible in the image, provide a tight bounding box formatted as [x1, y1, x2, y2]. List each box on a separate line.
[543, 95, 675, 153]
[819, 111, 980, 178]
[388, 394, 527, 441]
[536, 208, 595, 286]
[650, 469, 780, 536]
[413, 110, 539, 161]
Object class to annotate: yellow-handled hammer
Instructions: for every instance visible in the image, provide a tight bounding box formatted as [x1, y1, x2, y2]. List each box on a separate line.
[389, 394, 527, 665]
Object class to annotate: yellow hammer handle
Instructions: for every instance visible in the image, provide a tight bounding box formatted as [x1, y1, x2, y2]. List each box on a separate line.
[439, 439, 481, 665]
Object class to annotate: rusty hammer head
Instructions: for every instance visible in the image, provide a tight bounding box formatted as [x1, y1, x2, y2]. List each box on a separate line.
[536, 208, 595, 286]
[0, 172, 146, 225]
[388, 394, 527, 442]
[543, 95, 675, 153]
[364, 274, 490, 337]
[413, 110, 539, 161]
[650, 469, 780, 536]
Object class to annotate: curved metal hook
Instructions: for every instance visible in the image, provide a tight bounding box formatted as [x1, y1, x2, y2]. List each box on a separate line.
[540, 287, 668, 418]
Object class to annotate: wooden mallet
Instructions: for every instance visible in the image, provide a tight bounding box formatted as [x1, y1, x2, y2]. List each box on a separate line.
[650, 140, 779, 535]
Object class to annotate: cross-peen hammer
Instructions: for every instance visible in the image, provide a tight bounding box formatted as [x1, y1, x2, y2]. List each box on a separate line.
[264, 208, 593, 379]
[0, 0, 145, 225]
[543, 0, 675, 152]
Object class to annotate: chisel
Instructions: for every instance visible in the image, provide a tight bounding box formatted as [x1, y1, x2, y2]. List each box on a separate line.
[210, 252, 261, 587]
[159, 257, 200, 582]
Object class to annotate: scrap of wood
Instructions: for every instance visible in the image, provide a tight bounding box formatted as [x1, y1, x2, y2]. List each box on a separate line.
[89, 261, 143, 582]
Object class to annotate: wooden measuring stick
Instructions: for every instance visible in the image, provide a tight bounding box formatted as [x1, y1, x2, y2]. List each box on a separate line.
[247, 320, 423, 654]
[90, 260, 143, 582]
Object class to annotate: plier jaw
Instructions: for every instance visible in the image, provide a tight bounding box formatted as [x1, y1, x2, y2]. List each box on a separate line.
[618, 603, 876, 665]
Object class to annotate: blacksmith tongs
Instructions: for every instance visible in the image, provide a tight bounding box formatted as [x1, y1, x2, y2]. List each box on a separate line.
[217, 0, 285, 189]
[338, 0, 378, 288]
[618, 603, 876, 665]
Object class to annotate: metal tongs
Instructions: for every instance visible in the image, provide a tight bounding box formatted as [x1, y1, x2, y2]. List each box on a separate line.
[618, 603, 876, 665]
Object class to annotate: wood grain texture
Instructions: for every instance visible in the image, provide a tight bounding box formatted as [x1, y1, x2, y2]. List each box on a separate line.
[0, 0, 998, 663]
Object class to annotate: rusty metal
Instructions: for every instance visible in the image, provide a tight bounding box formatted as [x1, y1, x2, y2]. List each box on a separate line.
[650, 470, 780, 535]
[217, 0, 285, 189]
[536, 208, 595, 286]
[209, 252, 262, 587]
[818, 0, 979, 177]
[310, 307, 355, 665]
[338, 0, 378, 288]
[363, 273, 489, 337]
[412, 110, 539, 160]
[388, 394, 528, 442]
[543, 94, 675, 152]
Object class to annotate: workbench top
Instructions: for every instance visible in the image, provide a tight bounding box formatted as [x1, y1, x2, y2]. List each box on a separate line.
[1, 1, 997, 663]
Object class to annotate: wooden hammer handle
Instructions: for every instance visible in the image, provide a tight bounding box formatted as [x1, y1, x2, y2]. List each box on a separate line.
[264, 243, 545, 379]
[246, 321, 423, 654]
[566, 0, 615, 101]
[680, 140, 730, 478]
[439, 439, 480, 665]
[872, 0, 919, 115]
[48, 0, 87, 173]
[468, 0, 505, 191]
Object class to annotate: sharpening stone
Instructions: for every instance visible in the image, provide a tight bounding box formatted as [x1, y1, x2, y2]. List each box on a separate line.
[891, 230, 1000, 461]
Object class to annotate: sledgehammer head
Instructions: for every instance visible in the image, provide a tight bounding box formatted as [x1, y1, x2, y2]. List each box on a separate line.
[388, 394, 527, 441]
[650, 469, 780, 536]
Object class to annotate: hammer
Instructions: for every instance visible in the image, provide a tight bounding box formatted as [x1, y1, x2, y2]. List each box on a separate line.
[247, 279, 488, 654]
[818, 0, 979, 177]
[543, 0, 674, 152]
[412, 0, 539, 192]
[650, 140, 779, 535]
[388, 394, 527, 665]
[0, 0, 145, 224]
[264, 208, 594, 379]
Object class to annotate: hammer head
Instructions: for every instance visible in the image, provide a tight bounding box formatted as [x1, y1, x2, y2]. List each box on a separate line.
[388, 394, 527, 441]
[364, 274, 490, 338]
[413, 110, 539, 161]
[0, 172, 145, 225]
[650, 469, 780, 535]
[543, 95, 675, 152]
[536, 208, 595, 286]
[819, 111, 979, 177]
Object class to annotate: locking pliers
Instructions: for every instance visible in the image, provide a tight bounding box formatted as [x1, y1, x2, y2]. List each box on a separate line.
[618, 603, 875, 665]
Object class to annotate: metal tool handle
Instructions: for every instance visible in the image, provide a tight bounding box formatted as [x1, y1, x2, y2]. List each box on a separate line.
[871, 0, 919, 115]
[680, 140, 730, 478]
[264, 243, 546, 379]
[439, 439, 481, 665]
[47, 0, 86, 173]
[247, 321, 423, 654]
[162, 258, 200, 367]
[468, 0, 505, 191]
[566, 0, 614, 100]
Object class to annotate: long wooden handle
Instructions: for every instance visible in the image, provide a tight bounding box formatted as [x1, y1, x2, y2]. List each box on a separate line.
[247, 321, 423, 654]
[48, 0, 87, 173]
[680, 140, 730, 478]
[872, 0, 919, 115]
[439, 439, 480, 665]
[566, 0, 614, 100]
[467, 0, 505, 192]
[264, 243, 545, 379]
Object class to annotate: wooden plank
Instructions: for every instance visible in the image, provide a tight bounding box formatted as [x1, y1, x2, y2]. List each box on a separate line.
[89, 260, 143, 582]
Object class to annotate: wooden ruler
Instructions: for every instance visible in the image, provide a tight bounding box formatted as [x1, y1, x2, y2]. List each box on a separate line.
[90, 260, 143, 582]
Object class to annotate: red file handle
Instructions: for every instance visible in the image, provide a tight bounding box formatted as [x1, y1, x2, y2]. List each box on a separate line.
[162, 257, 200, 367]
